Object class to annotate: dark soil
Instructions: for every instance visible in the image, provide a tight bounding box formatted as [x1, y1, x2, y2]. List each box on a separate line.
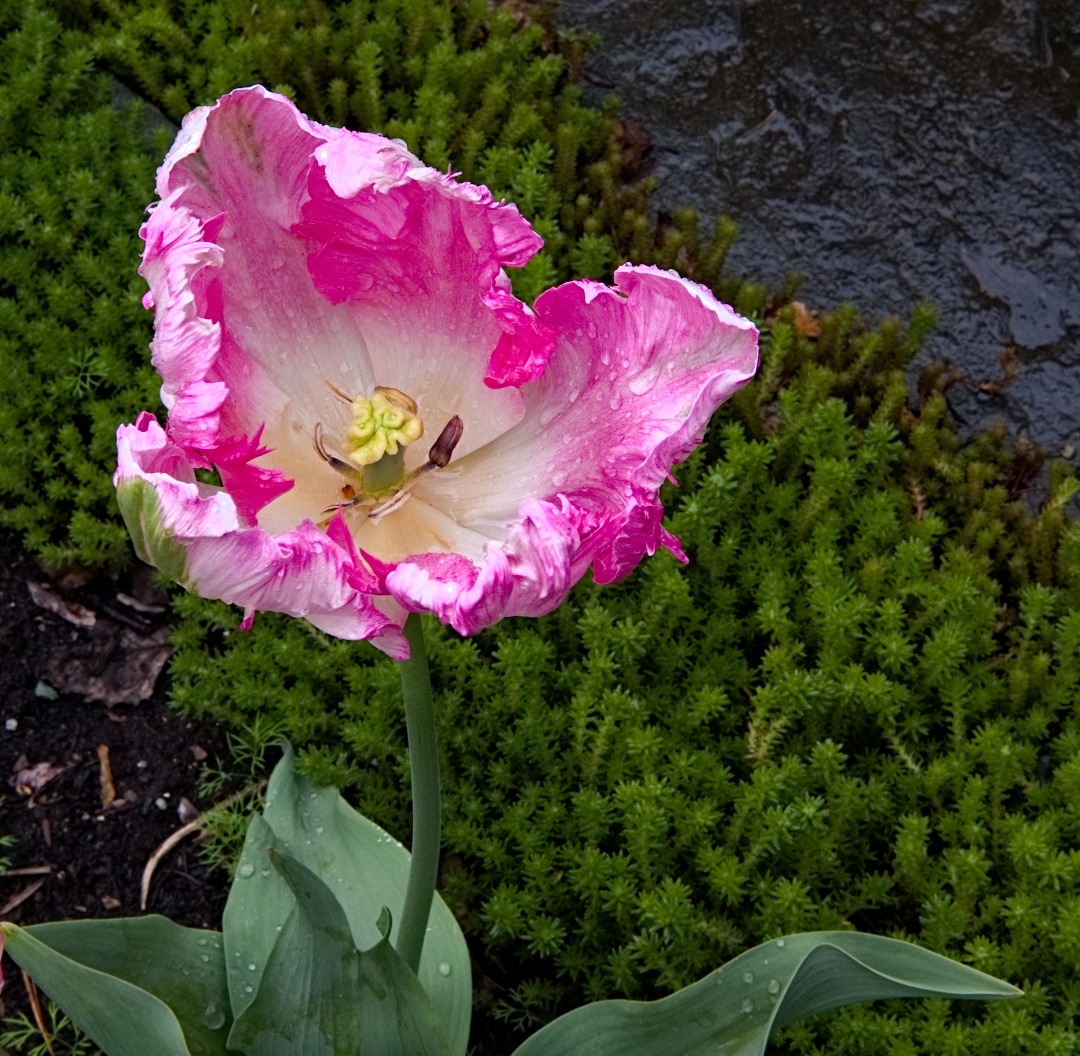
[0, 530, 231, 1028]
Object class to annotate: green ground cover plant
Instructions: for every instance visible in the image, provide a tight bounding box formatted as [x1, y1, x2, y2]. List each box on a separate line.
[3, 0, 1079, 1052]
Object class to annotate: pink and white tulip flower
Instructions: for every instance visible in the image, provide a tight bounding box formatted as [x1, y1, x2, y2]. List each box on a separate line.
[115, 87, 759, 659]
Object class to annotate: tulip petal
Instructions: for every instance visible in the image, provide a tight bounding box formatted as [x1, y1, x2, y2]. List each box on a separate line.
[404, 265, 758, 621]
[114, 416, 406, 655]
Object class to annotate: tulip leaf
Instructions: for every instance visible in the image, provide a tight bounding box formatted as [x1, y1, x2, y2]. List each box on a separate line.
[223, 742, 470, 1054]
[223, 814, 296, 1019]
[1, 922, 194, 1056]
[24, 916, 231, 1055]
[227, 849, 450, 1056]
[511, 931, 1021, 1056]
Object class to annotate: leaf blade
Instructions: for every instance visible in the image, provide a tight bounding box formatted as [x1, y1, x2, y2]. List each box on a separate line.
[224, 742, 470, 1053]
[24, 916, 231, 1055]
[1, 922, 193, 1056]
[226, 851, 364, 1056]
[226, 849, 451, 1056]
[511, 931, 1021, 1056]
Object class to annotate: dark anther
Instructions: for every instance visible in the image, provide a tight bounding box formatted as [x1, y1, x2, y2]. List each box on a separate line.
[428, 416, 463, 468]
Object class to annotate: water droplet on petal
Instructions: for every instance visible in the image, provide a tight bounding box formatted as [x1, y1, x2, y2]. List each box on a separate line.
[201, 954, 210, 962]
[204, 1004, 225, 1030]
[316, 827, 324, 835]
[776, 939, 785, 947]
[741, 998, 754, 1014]
[742, 972, 753, 984]
[198, 939, 208, 946]
[245, 986, 253, 994]
[768, 979, 780, 994]
[248, 963, 257, 971]
[238, 863, 255, 879]
[438, 962, 451, 976]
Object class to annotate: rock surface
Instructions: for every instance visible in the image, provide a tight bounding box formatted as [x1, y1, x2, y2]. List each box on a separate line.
[559, 0, 1080, 449]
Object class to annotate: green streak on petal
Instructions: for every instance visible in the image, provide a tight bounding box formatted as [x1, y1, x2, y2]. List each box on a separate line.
[116, 478, 190, 586]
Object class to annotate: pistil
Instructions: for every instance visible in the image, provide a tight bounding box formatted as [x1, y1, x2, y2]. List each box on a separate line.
[313, 381, 463, 524]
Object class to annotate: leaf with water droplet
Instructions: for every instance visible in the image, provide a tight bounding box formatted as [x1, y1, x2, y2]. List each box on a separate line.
[226, 741, 470, 1053]
[226, 849, 450, 1056]
[510, 931, 1020, 1056]
[11, 915, 232, 1055]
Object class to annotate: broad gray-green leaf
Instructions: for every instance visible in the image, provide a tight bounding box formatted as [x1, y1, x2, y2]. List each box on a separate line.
[25, 916, 230, 1055]
[227, 850, 363, 1056]
[1, 922, 192, 1056]
[512, 930, 1021, 1056]
[227, 849, 450, 1056]
[357, 926, 452, 1056]
[223, 814, 295, 1019]
[223, 742, 469, 1054]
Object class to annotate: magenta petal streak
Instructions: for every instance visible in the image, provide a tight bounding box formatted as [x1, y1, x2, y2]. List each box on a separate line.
[116, 87, 759, 658]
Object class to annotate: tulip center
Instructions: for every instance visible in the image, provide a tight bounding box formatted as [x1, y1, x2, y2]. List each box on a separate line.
[314, 382, 463, 523]
[343, 387, 424, 469]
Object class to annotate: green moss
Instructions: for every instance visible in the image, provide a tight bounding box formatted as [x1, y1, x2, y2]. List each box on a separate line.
[0, 1, 167, 569]
[169, 305, 1080, 1051]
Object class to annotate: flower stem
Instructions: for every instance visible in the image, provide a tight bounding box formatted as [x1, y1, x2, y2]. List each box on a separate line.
[395, 612, 441, 975]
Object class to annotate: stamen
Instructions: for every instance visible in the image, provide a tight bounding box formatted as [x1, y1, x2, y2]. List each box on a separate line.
[369, 489, 413, 524]
[312, 421, 329, 461]
[325, 380, 355, 403]
[427, 416, 463, 469]
[313, 423, 366, 482]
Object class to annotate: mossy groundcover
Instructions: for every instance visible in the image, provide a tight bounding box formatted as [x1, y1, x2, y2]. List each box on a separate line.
[3, 1, 1080, 1054]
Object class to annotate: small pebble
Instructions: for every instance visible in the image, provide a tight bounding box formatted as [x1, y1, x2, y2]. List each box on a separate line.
[154, 797, 168, 810]
[5, 718, 17, 731]
[34, 681, 57, 700]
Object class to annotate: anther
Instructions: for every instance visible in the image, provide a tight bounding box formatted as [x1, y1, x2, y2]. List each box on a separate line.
[427, 416, 463, 469]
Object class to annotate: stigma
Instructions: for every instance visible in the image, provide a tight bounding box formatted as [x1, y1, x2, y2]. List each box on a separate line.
[343, 386, 424, 467]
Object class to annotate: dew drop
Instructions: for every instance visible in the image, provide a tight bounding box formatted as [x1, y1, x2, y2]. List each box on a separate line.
[201, 954, 210, 962]
[198, 939, 208, 946]
[742, 971, 753, 984]
[316, 827, 324, 835]
[204, 1004, 226, 1030]
[245, 986, 253, 994]
[238, 863, 255, 879]
[741, 998, 753, 1014]
[261, 869, 271, 877]
[776, 939, 785, 948]
[768, 979, 780, 994]
[248, 963, 257, 971]
[438, 962, 451, 977]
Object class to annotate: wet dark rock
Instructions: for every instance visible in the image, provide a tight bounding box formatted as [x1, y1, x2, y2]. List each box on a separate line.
[560, 0, 1080, 449]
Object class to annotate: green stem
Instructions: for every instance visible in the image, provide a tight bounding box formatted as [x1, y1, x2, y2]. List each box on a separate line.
[395, 612, 441, 975]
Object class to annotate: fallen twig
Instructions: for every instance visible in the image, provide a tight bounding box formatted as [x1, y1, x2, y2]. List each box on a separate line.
[4, 865, 51, 876]
[22, 971, 55, 1056]
[140, 781, 266, 910]
[97, 744, 116, 808]
[0, 877, 46, 915]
